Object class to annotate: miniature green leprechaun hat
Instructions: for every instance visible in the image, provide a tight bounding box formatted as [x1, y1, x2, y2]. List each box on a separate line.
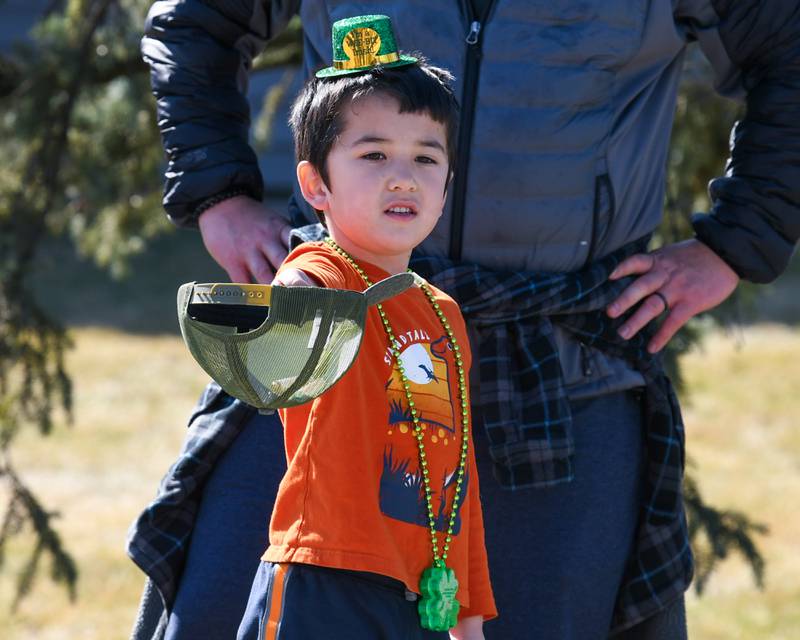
[316, 14, 417, 78]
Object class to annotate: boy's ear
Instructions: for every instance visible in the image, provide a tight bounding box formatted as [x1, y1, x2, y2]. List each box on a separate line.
[297, 161, 329, 211]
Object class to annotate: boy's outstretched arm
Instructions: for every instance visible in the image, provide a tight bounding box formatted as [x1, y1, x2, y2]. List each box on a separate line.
[271, 268, 321, 288]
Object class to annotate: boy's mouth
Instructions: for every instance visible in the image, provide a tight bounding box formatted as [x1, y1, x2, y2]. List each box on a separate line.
[384, 202, 418, 218]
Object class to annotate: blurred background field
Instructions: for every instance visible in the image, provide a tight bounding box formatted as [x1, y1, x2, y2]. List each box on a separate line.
[0, 228, 797, 639]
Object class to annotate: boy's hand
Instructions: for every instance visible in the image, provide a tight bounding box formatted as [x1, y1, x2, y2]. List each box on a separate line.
[450, 615, 484, 640]
[272, 268, 320, 288]
[198, 195, 291, 284]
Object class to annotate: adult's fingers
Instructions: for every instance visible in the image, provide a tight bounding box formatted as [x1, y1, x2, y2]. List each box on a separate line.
[647, 302, 694, 353]
[245, 248, 277, 285]
[197, 196, 291, 283]
[609, 253, 656, 280]
[616, 293, 669, 340]
[607, 268, 669, 318]
[223, 261, 251, 285]
[259, 219, 291, 274]
[608, 239, 739, 352]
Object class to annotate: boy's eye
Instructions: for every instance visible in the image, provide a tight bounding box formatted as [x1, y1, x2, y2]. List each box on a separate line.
[361, 152, 386, 161]
[416, 155, 438, 164]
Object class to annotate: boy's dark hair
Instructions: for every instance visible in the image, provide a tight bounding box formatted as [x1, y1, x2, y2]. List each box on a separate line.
[289, 56, 459, 190]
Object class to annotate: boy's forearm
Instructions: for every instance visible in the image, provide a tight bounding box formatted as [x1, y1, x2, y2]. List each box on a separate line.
[272, 268, 322, 287]
[450, 615, 484, 640]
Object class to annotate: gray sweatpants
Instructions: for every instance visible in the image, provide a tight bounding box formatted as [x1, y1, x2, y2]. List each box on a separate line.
[475, 390, 688, 640]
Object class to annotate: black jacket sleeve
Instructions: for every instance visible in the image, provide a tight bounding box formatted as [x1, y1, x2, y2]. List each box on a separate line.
[691, 0, 800, 283]
[142, 0, 300, 227]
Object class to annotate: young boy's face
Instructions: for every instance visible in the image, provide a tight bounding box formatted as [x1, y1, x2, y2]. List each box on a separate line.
[298, 92, 449, 273]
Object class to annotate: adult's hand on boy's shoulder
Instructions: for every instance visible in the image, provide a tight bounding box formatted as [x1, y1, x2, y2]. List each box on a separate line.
[198, 195, 292, 284]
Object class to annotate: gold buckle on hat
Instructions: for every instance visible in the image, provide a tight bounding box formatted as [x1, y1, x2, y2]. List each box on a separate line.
[191, 283, 272, 306]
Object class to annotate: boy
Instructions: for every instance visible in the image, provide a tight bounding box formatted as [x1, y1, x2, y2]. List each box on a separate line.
[236, 15, 496, 640]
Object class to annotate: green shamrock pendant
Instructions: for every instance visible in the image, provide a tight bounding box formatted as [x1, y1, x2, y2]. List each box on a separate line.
[418, 565, 460, 631]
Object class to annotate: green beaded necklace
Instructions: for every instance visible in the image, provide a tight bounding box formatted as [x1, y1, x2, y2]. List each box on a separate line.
[324, 238, 469, 631]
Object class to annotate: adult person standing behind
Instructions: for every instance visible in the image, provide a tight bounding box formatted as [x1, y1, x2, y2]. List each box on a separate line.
[129, 2, 800, 639]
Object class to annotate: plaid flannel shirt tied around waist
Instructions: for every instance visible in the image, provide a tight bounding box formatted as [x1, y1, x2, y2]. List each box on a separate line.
[411, 236, 693, 631]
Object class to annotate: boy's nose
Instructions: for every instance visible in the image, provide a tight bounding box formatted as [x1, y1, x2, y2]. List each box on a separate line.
[388, 168, 417, 192]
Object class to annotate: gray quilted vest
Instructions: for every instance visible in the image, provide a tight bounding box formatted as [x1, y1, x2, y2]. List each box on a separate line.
[294, 0, 706, 395]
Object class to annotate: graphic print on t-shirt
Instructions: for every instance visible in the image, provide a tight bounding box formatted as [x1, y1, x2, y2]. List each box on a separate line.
[379, 331, 468, 534]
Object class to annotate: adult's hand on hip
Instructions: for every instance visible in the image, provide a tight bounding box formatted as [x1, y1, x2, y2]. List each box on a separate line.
[606, 239, 739, 353]
[198, 195, 292, 284]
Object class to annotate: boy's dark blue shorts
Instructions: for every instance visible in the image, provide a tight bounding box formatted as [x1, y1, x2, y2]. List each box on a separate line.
[237, 561, 451, 640]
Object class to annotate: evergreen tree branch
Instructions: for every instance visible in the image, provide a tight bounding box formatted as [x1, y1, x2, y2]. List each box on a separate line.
[684, 470, 767, 594]
[0, 454, 79, 611]
[0, 0, 114, 608]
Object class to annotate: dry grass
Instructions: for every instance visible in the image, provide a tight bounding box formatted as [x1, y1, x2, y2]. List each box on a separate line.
[0, 329, 208, 640]
[682, 325, 800, 640]
[0, 324, 798, 639]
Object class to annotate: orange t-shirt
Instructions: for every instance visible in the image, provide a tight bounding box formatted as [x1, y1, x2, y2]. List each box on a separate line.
[265, 242, 496, 620]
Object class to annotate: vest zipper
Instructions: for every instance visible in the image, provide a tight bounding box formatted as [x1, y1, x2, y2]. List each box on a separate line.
[449, 1, 495, 261]
[466, 20, 481, 45]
